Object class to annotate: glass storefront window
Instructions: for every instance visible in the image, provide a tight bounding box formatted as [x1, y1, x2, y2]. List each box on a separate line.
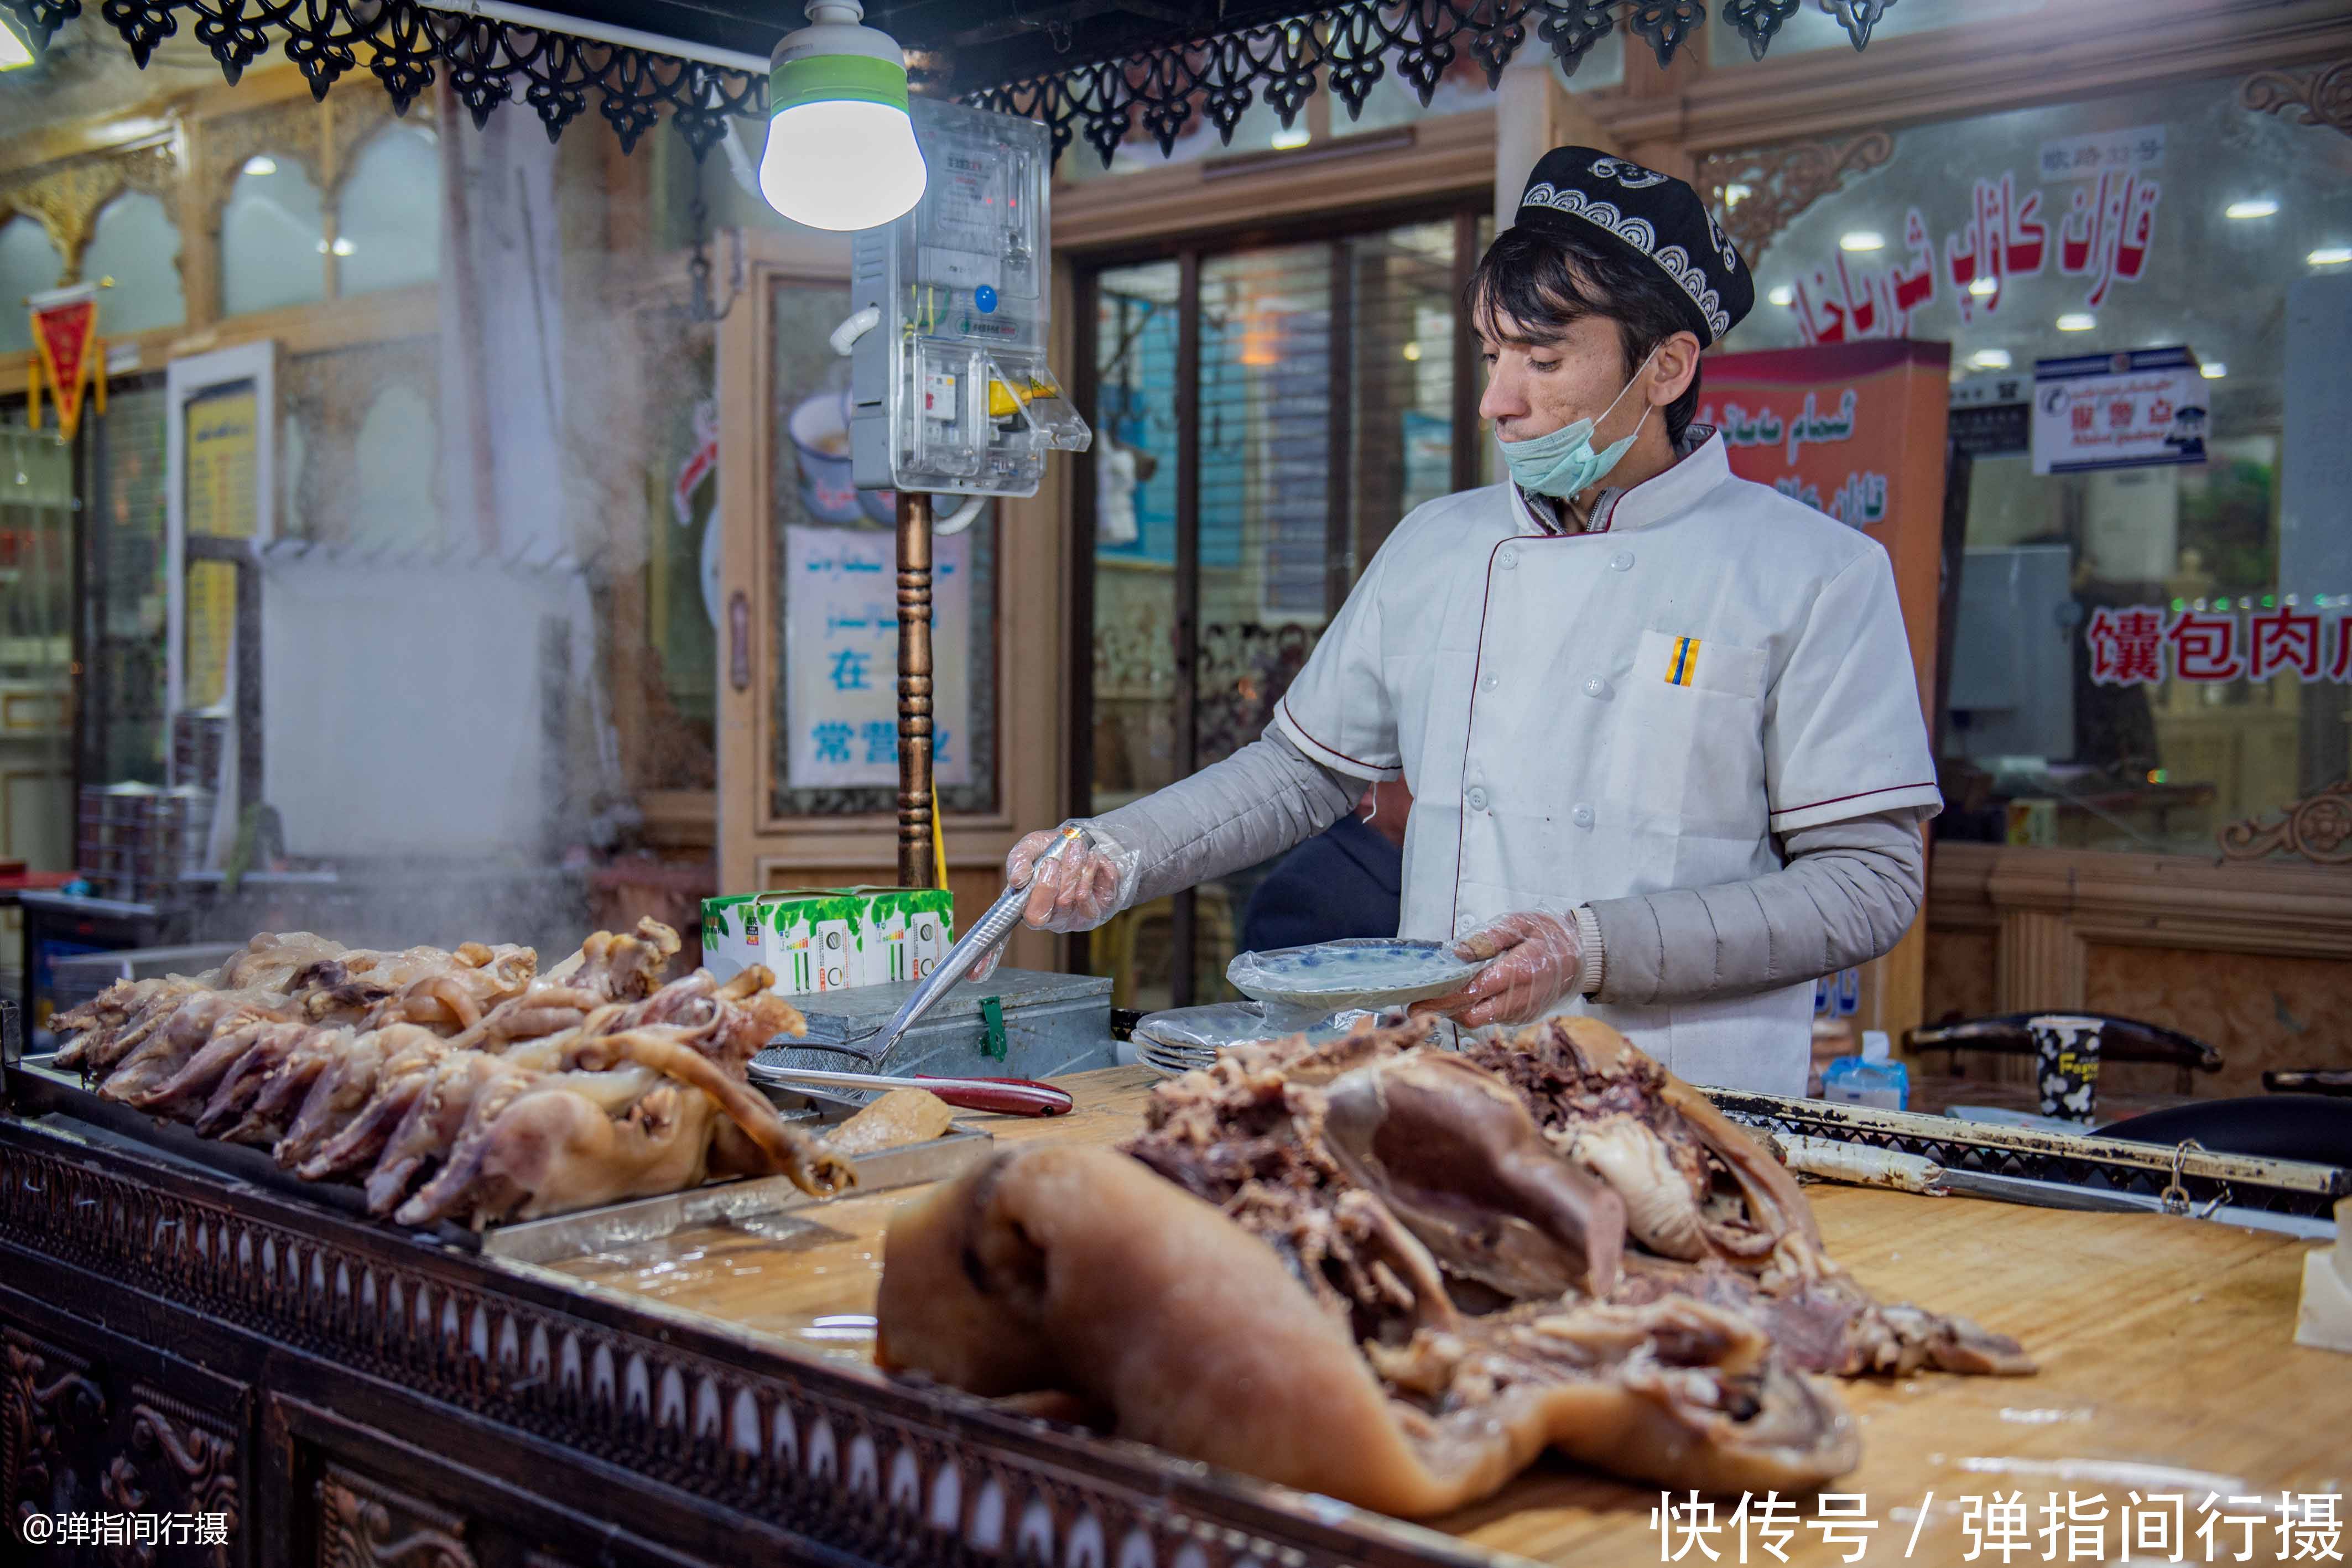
[1719, 75, 2352, 857]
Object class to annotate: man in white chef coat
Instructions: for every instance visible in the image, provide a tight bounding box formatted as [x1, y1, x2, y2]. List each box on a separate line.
[1001, 147, 1940, 1095]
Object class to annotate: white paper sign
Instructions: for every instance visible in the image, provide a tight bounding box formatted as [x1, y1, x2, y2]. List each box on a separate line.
[784, 525, 974, 789]
[2031, 346, 2208, 476]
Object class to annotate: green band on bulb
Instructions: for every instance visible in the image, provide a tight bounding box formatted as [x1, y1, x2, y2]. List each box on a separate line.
[771, 52, 909, 113]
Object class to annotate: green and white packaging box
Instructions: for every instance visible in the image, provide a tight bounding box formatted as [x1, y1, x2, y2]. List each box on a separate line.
[701, 887, 955, 997]
[700, 891, 856, 996]
[832, 886, 955, 986]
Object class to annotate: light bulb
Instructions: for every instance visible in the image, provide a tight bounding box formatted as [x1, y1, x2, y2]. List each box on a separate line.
[759, 0, 927, 232]
[758, 100, 925, 231]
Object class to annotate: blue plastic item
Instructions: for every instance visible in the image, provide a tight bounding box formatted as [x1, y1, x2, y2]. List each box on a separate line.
[1820, 1030, 1910, 1111]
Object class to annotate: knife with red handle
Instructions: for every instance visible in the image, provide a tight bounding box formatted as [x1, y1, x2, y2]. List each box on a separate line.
[748, 1062, 1073, 1117]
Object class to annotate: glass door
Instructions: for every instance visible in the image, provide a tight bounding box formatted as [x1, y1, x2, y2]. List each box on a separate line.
[1, 424, 76, 978]
[1074, 200, 1485, 1011]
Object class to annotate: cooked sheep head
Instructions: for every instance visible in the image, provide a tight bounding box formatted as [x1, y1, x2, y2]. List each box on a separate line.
[876, 1144, 1860, 1517]
[1320, 1050, 1626, 1300]
[1471, 1017, 1820, 1268]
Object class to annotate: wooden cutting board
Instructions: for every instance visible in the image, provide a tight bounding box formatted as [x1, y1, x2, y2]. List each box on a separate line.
[538, 1067, 2350, 1566]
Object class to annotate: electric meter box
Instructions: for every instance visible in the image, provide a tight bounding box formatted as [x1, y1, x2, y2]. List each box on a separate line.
[850, 97, 1090, 500]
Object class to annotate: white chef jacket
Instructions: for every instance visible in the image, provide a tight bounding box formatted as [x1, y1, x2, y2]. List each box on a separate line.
[1271, 429, 1940, 1095]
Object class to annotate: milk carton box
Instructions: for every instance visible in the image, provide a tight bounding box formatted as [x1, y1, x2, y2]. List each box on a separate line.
[703, 887, 956, 996]
[901, 890, 954, 981]
[765, 893, 858, 995]
[832, 886, 956, 986]
[699, 892, 772, 985]
[699, 890, 856, 996]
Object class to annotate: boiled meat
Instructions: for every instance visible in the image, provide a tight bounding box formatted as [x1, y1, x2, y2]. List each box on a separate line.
[878, 1145, 1857, 1515]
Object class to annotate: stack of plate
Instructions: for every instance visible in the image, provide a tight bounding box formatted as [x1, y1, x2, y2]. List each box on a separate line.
[1131, 1001, 1273, 1079]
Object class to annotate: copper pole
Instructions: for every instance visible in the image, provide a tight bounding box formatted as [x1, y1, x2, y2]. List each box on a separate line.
[896, 490, 935, 889]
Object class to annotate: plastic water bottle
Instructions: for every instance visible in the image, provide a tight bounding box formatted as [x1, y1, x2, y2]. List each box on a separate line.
[1820, 1030, 1909, 1111]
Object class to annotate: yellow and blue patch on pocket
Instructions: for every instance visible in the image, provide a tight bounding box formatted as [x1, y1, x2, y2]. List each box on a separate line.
[1635, 628, 1768, 700]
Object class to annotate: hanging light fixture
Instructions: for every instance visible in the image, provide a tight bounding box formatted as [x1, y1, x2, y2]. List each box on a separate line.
[758, 0, 927, 232]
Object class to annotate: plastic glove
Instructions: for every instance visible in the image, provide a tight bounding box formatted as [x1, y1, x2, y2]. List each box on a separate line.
[1002, 821, 1139, 935]
[1410, 911, 1583, 1030]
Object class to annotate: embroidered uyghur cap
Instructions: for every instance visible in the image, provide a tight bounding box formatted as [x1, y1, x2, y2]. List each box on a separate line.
[1513, 147, 1754, 346]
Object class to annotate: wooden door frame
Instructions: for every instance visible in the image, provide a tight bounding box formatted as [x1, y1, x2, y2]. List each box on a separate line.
[714, 229, 1066, 971]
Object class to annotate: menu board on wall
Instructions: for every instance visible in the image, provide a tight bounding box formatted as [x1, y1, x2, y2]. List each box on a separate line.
[181, 386, 259, 711]
[782, 524, 973, 790]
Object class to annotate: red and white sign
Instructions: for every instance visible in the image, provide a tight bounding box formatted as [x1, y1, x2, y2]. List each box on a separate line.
[1787, 163, 2164, 345]
[2031, 346, 2207, 475]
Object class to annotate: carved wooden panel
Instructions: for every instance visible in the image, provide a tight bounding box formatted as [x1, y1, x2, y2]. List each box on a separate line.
[0, 1319, 244, 1567]
[315, 1465, 474, 1568]
[0, 142, 181, 275]
[196, 93, 438, 225]
[108, 1390, 241, 1567]
[2241, 58, 2352, 141]
[4, 1325, 110, 1536]
[0, 1124, 1479, 1568]
[2218, 777, 2352, 865]
[1698, 131, 1896, 267]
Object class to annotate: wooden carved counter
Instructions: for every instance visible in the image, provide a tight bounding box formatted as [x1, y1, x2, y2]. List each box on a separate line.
[4, 1067, 2347, 1568]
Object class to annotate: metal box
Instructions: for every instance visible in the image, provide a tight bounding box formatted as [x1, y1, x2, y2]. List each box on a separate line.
[757, 966, 1115, 1081]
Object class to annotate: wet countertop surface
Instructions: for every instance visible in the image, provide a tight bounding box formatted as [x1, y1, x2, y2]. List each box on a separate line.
[533, 1067, 2350, 1566]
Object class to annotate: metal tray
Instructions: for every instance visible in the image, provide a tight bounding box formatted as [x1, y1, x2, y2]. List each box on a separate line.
[2, 1052, 993, 1259]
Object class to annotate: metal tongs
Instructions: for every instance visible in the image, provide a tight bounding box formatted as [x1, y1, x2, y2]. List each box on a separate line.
[747, 1062, 1072, 1117]
[792, 824, 1090, 1069]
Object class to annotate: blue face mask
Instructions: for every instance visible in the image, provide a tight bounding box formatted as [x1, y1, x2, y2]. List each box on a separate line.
[1495, 348, 1657, 499]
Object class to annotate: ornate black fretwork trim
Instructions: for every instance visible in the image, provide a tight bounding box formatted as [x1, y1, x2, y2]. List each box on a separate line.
[0, 0, 763, 156]
[2, 0, 1891, 164]
[971, 0, 1894, 167]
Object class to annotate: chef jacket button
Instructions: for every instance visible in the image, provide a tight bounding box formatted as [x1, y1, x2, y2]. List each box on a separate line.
[1572, 804, 1595, 829]
[1480, 673, 1498, 693]
[1498, 546, 1519, 570]
[1610, 550, 1635, 571]
[1466, 786, 1490, 812]
[1582, 675, 1609, 699]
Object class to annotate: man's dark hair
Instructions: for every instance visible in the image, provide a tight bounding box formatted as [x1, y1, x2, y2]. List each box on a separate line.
[1466, 225, 1703, 446]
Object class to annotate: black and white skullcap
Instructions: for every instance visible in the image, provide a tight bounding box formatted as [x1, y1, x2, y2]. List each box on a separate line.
[1512, 146, 1755, 345]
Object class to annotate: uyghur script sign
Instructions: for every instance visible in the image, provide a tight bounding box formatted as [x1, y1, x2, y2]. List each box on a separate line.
[1700, 388, 1890, 527]
[1786, 129, 2165, 346]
